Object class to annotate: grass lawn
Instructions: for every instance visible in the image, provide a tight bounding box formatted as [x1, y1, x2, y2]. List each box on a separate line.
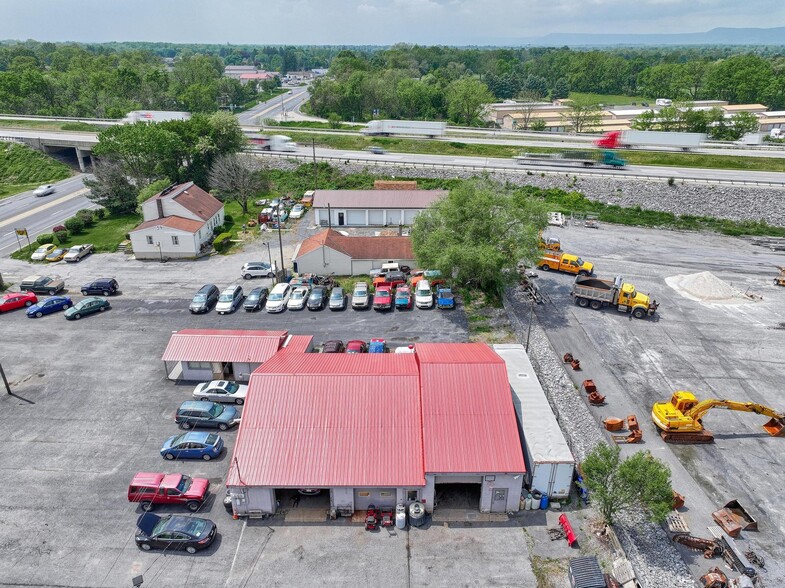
[569, 92, 650, 105]
[281, 130, 785, 173]
[10, 213, 141, 261]
[0, 119, 107, 132]
[0, 183, 38, 200]
[268, 121, 363, 130]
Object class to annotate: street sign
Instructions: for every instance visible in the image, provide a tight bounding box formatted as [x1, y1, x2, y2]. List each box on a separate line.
[15, 228, 27, 236]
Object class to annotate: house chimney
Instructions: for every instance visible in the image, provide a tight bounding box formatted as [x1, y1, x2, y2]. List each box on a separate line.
[156, 198, 164, 219]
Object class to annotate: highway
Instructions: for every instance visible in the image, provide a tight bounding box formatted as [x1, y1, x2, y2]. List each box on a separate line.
[236, 86, 311, 125]
[0, 175, 96, 257]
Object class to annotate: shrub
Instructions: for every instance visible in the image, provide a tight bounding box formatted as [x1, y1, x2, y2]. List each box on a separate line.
[77, 209, 95, 226]
[65, 216, 85, 234]
[213, 224, 225, 236]
[37, 233, 55, 245]
[94, 208, 106, 219]
[52, 225, 66, 233]
[667, 177, 675, 186]
[213, 232, 233, 252]
[54, 230, 69, 244]
[223, 214, 234, 224]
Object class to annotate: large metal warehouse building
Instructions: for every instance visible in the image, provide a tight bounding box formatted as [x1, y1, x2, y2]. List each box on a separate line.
[226, 342, 526, 517]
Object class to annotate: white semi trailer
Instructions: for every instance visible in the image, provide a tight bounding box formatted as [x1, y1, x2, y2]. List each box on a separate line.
[122, 110, 191, 124]
[361, 119, 447, 138]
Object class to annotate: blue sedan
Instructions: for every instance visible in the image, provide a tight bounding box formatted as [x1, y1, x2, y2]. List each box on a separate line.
[160, 432, 224, 461]
[26, 295, 73, 318]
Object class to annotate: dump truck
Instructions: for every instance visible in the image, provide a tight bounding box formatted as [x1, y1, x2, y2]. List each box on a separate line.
[652, 390, 785, 444]
[596, 130, 706, 152]
[514, 150, 626, 168]
[571, 275, 658, 318]
[539, 252, 594, 276]
[361, 119, 446, 138]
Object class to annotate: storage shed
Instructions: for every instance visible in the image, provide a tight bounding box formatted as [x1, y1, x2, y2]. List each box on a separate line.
[292, 229, 415, 275]
[312, 189, 447, 227]
[493, 344, 575, 499]
[161, 329, 288, 382]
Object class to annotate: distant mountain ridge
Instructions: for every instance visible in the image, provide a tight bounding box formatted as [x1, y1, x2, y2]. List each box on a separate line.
[519, 27, 785, 47]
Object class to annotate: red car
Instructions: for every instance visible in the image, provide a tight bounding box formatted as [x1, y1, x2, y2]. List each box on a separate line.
[0, 291, 38, 313]
[346, 340, 368, 354]
[128, 472, 210, 512]
[373, 286, 393, 311]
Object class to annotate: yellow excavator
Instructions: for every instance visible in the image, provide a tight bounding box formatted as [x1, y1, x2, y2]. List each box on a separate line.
[652, 391, 785, 444]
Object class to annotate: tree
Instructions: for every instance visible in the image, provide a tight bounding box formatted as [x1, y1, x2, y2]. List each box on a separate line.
[513, 91, 542, 130]
[561, 101, 602, 133]
[84, 160, 139, 215]
[550, 77, 570, 100]
[208, 154, 269, 215]
[445, 77, 494, 126]
[581, 445, 673, 525]
[411, 178, 547, 294]
[327, 112, 342, 128]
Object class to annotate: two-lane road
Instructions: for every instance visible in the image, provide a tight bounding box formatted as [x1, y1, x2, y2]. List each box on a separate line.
[0, 175, 97, 257]
[236, 86, 310, 126]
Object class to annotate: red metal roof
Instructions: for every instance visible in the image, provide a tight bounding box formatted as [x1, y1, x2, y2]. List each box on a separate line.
[227, 353, 424, 488]
[280, 335, 314, 354]
[296, 229, 414, 261]
[131, 216, 205, 234]
[312, 189, 447, 210]
[145, 182, 224, 221]
[417, 343, 526, 474]
[161, 330, 288, 363]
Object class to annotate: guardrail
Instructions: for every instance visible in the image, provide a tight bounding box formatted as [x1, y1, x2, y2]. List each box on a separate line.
[249, 150, 785, 188]
[0, 113, 116, 125]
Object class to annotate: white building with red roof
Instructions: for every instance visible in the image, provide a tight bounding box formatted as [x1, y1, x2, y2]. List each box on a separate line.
[129, 182, 225, 260]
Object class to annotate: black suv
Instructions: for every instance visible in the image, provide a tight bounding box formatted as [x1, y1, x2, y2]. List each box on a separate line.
[81, 278, 119, 296]
[190, 284, 219, 314]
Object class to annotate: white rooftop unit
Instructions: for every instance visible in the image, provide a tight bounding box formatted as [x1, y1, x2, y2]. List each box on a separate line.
[494, 344, 575, 499]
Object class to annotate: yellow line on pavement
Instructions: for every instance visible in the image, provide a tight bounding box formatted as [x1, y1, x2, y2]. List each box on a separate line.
[0, 188, 90, 230]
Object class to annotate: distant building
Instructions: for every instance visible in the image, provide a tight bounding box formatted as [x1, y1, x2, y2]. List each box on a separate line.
[284, 70, 314, 81]
[312, 189, 447, 227]
[224, 65, 258, 79]
[129, 182, 224, 260]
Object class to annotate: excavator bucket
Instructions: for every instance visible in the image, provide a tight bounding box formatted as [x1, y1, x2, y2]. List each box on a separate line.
[762, 417, 785, 436]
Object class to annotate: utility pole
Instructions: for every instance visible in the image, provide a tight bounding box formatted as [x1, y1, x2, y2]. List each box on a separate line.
[0, 361, 11, 395]
[312, 138, 318, 190]
[525, 302, 534, 352]
[277, 221, 285, 283]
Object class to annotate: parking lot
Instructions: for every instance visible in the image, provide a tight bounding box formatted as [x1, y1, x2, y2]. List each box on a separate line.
[525, 222, 785, 584]
[0, 253, 518, 588]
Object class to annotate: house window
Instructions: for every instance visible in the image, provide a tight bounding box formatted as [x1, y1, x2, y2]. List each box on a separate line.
[186, 361, 212, 370]
[172, 236, 179, 246]
[146, 236, 153, 245]
[357, 491, 370, 497]
[379, 491, 393, 498]
[407, 490, 418, 501]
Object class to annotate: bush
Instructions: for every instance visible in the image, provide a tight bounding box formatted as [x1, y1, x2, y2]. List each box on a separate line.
[223, 214, 234, 224]
[213, 224, 226, 236]
[37, 233, 55, 245]
[94, 208, 106, 220]
[65, 216, 85, 234]
[77, 209, 95, 226]
[213, 232, 233, 252]
[52, 225, 66, 233]
[54, 230, 68, 244]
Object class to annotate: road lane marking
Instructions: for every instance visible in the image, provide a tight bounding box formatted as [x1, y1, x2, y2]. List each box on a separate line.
[0, 188, 90, 230]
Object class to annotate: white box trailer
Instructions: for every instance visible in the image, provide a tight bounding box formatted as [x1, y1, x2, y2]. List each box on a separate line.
[620, 130, 705, 151]
[362, 119, 446, 138]
[122, 110, 191, 124]
[494, 344, 575, 499]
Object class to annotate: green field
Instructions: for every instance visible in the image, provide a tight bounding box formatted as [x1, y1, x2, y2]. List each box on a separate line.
[0, 142, 72, 200]
[569, 92, 650, 105]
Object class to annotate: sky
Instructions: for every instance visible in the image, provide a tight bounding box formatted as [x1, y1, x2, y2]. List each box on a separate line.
[1, 0, 784, 45]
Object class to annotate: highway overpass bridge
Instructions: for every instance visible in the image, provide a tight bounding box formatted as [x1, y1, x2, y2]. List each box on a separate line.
[0, 129, 98, 172]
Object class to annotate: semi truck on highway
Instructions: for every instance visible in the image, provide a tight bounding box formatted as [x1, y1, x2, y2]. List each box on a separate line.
[571, 275, 658, 318]
[596, 130, 706, 151]
[246, 134, 298, 152]
[514, 150, 626, 168]
[122, 111, 191, 124]
[361, 120, 447, 138]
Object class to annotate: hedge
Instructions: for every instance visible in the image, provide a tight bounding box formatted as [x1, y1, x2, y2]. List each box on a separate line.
[37, 233, 55, 245]
[54, 230, 68, 244]
[65, 216, 85, 233]
[213, 232, 233, 252]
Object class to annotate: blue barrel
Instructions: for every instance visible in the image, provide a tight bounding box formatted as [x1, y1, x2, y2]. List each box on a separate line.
[540, 494, 549, 510]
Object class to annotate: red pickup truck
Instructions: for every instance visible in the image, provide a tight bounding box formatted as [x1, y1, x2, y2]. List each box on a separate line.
[128, 472, 210, 512]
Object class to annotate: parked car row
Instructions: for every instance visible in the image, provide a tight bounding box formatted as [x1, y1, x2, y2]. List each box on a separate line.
[30, 243, 93, 263]
[2, 291, 113, 320]
[16, 275, 119, 297]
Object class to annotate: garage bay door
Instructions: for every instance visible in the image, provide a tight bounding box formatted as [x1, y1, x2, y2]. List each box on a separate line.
[368, 210, 384, 225]
[347, 210, 366, 225]
[354, 488, 396, 509]
[403, 210, 419, 225]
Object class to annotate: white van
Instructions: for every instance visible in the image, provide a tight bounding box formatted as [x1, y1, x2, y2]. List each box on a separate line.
[415, 280, 433, 309]
[266, 283, 291, 313]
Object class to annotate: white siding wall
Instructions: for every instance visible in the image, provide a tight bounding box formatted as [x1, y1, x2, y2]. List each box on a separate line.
[313, 208, 423, 227]
[480, 474, 524, 513]
[330, 488, 354, 512]
[130, 227, 202, 259]
[294, 247, 352, 275]
[232, 362, 261, 382]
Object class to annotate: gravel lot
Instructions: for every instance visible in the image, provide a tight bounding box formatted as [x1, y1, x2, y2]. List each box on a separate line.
[511, 221, 785, 586]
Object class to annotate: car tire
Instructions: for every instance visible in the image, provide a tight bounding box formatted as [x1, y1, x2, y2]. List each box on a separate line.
[140, 543, 152, 551]
[187, 501, 200, 512]
[24, 301, 32, 307]
[632, 308, 645, 319]
[81, 291, 88, 296]
[186, 546, 197, 554]
[218, 423, 229, 431]
[202, 454, 212, 461]
[48, 290, 56, 295]
[62, 303, 70, 309]
[99, 306, 105, 312]
[102, 291, 110, 296]
[180, 422, 192, 430]
[578, 271, 589, 277]
[73, 313, 81, 320]
[267, 272, 274, 278]
[244, 274, 252, 280]
[164, 453, 175, 460]
[199, 396, 210, 401]
[141, 501, 154, 512]
[34, 310, 43, 317]
[235, 398, 244, 405]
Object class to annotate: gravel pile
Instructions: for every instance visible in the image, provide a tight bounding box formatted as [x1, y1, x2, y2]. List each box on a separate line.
[263, 158, 785, 226]
[666, 270, 751, 303]
[503, 289, 695, 588]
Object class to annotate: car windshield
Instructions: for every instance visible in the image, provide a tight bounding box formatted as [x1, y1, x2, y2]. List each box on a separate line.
[166, 517, 208, 537]
[225, 382, 239, 394]
[330, 291, 342, 300]
[206, 434, 218, 445]
[192, 294, 207, 302]
[176, 476, 192, 493]
[68, 247, 80, 252]
[269, 292, 283, 301]
[576, 258, 584, 265]
[75, 300, 89, 309]
[35, 247, 48, 253]
[291, 291, 304, 300]
[208, 404, 224, 417]
[218, 293, 234, 302]
[309, 291, 322, 300]
[170, 433, 186, 446]
[247, 292, 259, 301]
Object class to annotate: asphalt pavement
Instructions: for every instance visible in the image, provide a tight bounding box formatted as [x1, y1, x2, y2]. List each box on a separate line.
[236, 86, 310, 126]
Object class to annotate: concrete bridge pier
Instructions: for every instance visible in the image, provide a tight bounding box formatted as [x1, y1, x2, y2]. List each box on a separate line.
[75, 147, 92, 172]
